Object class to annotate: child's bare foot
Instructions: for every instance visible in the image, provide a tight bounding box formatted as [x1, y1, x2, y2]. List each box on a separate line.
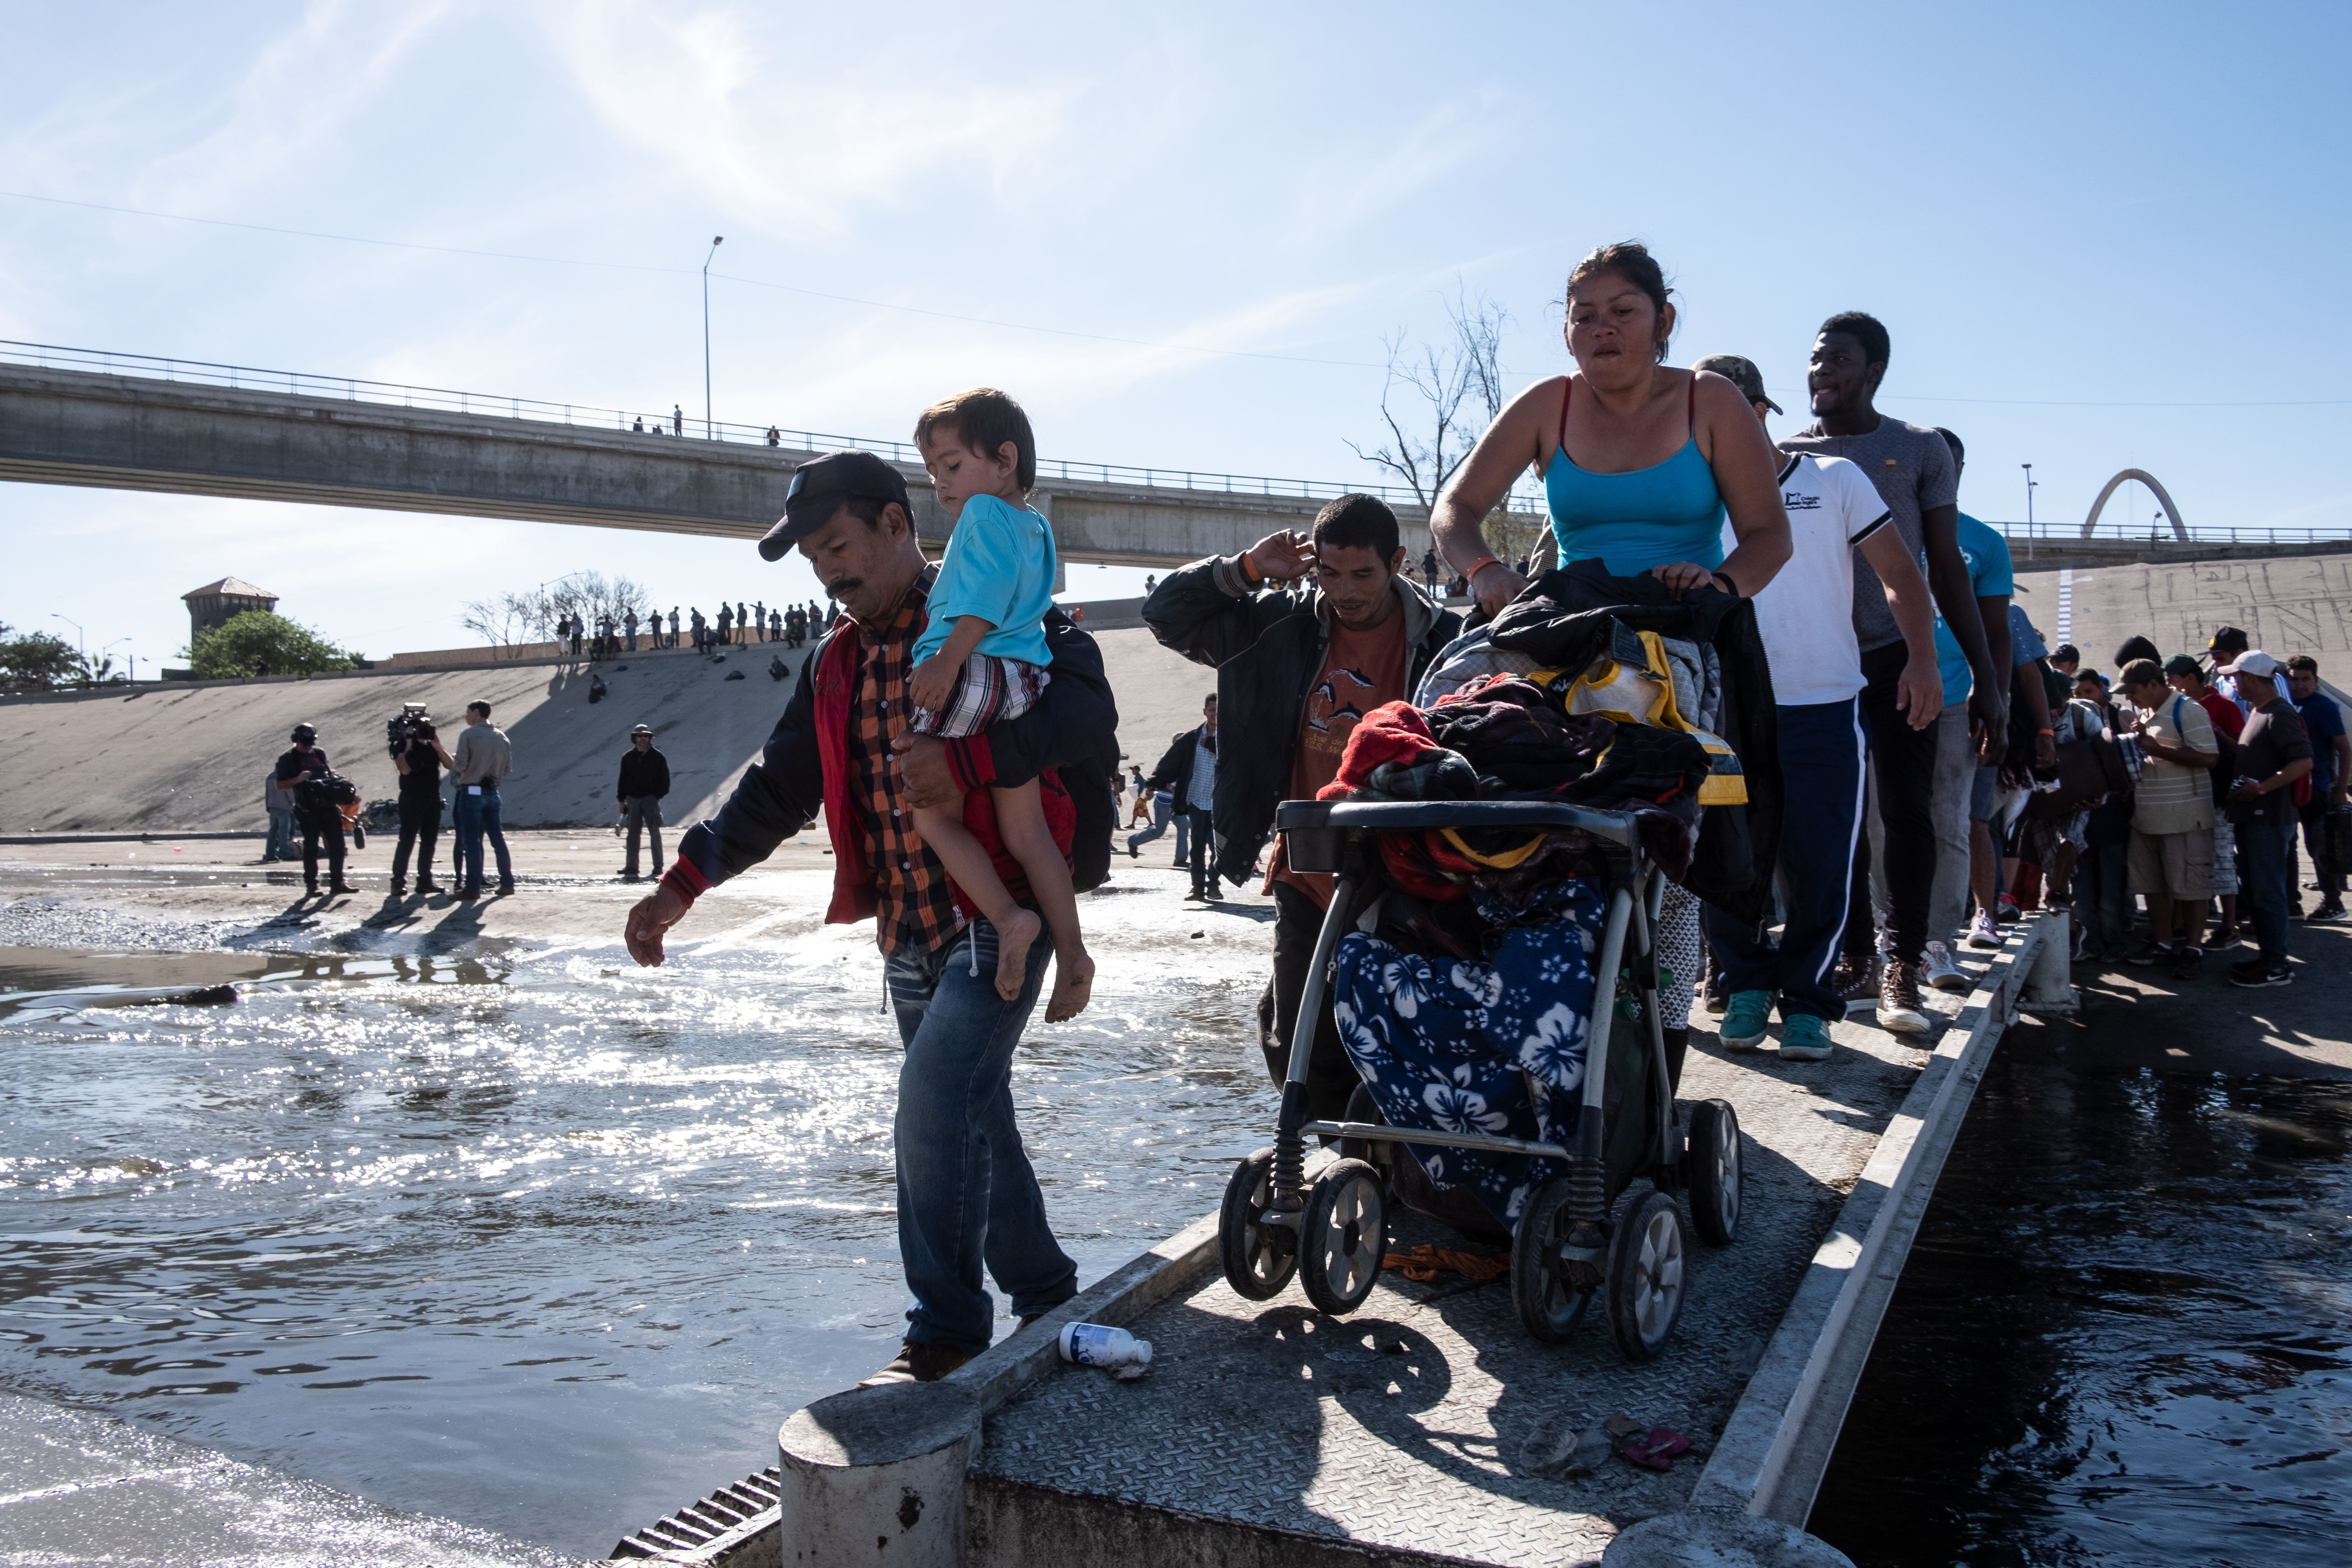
[1044, 951, 1096, 1022]
[991, 908, 1042, 1002]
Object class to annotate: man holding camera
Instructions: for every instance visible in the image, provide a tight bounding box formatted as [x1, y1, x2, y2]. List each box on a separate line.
[276, 723, 357, 897]
[389, 705, 455, 897]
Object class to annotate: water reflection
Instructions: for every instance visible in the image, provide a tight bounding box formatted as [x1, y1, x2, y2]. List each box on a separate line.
[0, 940, 1270, 1556]
[1815, 1030, 2351, 1567]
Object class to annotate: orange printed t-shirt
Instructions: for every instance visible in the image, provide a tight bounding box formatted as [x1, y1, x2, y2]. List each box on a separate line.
[1272, 613, 1410, 907]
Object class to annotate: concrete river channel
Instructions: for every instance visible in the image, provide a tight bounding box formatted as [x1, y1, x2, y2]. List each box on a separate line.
[0, 838, 2345, 1564]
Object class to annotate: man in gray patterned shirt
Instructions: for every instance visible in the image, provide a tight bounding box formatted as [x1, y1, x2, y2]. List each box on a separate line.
[1780, 312, 2009, 1033]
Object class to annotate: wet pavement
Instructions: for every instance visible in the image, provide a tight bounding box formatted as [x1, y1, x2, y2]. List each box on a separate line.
[0, 1386, 571, 1567]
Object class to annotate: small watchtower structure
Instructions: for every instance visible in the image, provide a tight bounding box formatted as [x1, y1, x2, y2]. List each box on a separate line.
[183, 577, 278, 647]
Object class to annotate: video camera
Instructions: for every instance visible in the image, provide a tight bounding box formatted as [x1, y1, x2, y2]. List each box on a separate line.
[386, 702, 437, 755]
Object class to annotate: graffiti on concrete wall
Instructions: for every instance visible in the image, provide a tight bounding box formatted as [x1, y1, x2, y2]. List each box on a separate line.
[2016, 554, 2352, 665]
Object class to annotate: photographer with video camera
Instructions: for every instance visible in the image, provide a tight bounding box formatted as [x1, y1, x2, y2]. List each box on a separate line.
[275, 723, 359, 898]
[387, 704, 455, 896]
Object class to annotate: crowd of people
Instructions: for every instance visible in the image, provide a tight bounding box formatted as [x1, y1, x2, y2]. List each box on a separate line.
[552, 599, 833, 659]
[265, 701, 517, 898]
[574, 238, 2342, 1397]
[262, 705, 686, 897]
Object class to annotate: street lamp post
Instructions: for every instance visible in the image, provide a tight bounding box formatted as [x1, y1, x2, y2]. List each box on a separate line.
[2022, 464, 2038, 534]
[702, 236, 724, 439]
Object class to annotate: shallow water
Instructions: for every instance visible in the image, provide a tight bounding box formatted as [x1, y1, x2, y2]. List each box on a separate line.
[0, 933, 1272, 1556]
[1815, 1036, 2352, 1567]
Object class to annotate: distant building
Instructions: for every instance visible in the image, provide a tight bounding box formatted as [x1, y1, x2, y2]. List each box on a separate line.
[182, 577, 278, 648]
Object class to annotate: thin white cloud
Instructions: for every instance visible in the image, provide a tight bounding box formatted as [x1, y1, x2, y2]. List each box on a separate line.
[131, 0, 459, 216]
[540, 1, 1079, 239]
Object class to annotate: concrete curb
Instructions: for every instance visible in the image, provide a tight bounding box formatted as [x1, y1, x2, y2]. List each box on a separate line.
[1686, 913, 2067, 1526]
[616, 1204, 1235, 1564]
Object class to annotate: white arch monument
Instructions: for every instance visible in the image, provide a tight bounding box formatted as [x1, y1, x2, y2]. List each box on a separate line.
[2081, 468, 2187, 540]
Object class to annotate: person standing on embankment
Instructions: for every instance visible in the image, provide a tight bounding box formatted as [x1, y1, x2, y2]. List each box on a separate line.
[622, 450, 1119, 1388]
[617, 723, 670, 882]
[449, 701, 515, 898]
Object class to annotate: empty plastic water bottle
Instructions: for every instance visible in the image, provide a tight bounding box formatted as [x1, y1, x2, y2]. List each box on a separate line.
[1058, 1321, 1152, 1370]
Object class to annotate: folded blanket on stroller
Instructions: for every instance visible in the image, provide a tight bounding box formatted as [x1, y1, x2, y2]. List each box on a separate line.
[1333, 877, 1605, 1228]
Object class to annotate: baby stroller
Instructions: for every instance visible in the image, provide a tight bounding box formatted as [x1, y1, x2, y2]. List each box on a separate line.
[1216, 797, 1742, 1362]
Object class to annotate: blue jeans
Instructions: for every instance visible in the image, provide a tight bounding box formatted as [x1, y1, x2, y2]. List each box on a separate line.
[1127, 797, 1177, 857]
[265, 811, 297, 860]
[884, 917, 1077, 1351]
[2237, 817, 2296, 966]
[1704, 699, 1867, 1022]
[453, 785, 513, 891]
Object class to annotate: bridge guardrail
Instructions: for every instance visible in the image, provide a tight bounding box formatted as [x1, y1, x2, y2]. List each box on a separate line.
[0, 338, 1544, 516]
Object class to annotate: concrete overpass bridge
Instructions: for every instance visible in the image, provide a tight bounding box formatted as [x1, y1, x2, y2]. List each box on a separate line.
[1, 342, 2343, 572]
[0, 343, 1493, 570]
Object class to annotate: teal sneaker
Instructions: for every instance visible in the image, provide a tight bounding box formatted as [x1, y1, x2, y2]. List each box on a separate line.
[1719, 989, 1773, 1052]
[1779, 1013, 1833, 1062]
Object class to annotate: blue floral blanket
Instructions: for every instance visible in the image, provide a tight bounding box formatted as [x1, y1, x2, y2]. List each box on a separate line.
[1332, 879, 1605, 1229]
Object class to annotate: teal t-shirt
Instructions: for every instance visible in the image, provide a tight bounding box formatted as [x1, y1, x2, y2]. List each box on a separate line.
[1931, 512, 2013, 704]
[913, 494, 1057, 668]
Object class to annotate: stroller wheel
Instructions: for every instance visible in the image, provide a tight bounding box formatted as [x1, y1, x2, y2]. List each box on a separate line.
[1218, 1148, 1298, 1301]
[1511, 1177, 1597, 1343]
[1606, 1189, 1688, 1362]
[1685, 1099, 1741, 1245]
[1299, 1159, 1387, 1316]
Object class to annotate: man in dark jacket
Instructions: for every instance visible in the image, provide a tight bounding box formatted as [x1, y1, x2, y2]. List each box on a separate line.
[1142, 493, 1461, 1115]
[622, 452, 1118, 1388]
[617, 723, 672, 880]
[1140, 697, 1218, 898]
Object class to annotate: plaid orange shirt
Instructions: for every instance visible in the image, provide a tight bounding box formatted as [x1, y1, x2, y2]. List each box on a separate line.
[849, 568, 965, 956]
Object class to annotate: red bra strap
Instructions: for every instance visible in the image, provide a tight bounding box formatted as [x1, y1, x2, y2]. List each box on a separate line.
[1686, 371, 1697, 434]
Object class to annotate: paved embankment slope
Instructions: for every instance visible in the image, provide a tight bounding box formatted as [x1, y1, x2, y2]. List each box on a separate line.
[2014, 548, 2352, 666]
[0, 627, 1220, 836]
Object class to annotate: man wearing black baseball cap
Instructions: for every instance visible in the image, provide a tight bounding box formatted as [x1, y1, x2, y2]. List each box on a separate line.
[624, 450, 1120, 1387]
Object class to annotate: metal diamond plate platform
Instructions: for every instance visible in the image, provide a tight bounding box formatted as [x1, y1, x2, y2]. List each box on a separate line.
[973, 997, 1958, 1567]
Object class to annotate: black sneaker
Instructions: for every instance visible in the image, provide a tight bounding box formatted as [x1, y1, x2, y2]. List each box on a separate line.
[2307, 903, 2347, 924]
[2229, 958, 2292, 988]
[1831, 953, 1879, 1014]
[2169, 946, 2204, 980]
[2125, 940, 2174, 967]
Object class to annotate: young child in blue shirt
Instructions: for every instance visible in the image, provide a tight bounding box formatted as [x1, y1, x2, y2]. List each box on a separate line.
[906, 387, 1094, 1021]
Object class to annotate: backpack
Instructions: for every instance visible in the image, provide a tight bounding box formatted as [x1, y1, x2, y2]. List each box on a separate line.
[2167, 697, 2238, 809]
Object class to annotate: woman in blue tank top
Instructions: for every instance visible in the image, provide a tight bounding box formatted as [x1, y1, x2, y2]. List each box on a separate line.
[1424, 242, 1793, 1076]
[1429, 242, 1791, 619]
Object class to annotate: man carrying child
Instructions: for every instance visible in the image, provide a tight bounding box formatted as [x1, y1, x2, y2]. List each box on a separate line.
[622, 444, 1118, 1387]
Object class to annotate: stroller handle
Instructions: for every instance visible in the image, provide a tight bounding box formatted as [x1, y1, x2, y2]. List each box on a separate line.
[1275, 797, 1642, 850]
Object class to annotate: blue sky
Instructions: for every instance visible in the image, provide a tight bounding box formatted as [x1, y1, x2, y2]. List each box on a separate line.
[4, 0, 2347, 673]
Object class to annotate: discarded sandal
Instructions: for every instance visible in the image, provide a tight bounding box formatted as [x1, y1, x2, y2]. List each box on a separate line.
[1619, 1427, 1694, 1472]
[1382, 1244, 1510, 1283]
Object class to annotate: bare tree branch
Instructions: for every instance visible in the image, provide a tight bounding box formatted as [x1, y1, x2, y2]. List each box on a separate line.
[1350, 281, 1513, 526]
